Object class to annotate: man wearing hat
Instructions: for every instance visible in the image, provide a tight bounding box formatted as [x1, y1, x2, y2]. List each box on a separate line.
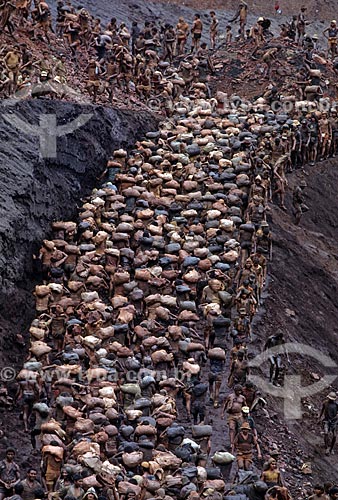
[240, 405, 258, 439]
[292, 180, 308, 225]
[318, 391, 338, 455]
[233, 421, 261, 470]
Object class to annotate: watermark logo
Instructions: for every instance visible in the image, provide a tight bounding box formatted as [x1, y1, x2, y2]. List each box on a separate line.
[1, 80, 93, 159]
[249, 342, 337, 419]
[3, 112, 93, 158]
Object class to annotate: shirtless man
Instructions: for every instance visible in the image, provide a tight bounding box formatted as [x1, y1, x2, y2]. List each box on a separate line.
[329, 109, 338, 156]
[229, 1, 248, 40]
[221, 384, 246, 450]
[0, 449, 20, 500]
[16, 376, 40, 432]
[262, 47, 282, 79]
[251, 18, 265, 57]
[209, 11, 219, 50]
[273, 154, 289, 210]
[33, 0, 52, 42]
[323, 20, 338, 59]
[85, 59, 101, 103]
[318, 392, 338, 455]
[0, 0, 16, 34]
[3, 46, 21, 95]
[163, 24, 176, 62]
[292, 180, 307, 225]
[319, 111, 332, 159]
[191, 13, 203, 53]
[264, 331, 290, 386]
[228, 350, 249, 388]
[176, 17, 189, 55]
[297, 6, 307, 46]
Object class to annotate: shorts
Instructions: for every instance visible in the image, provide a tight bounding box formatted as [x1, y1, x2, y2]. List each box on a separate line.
[192, 401, 205, 419]
[51, 331, 63, 339]
[324, 419, 337, 433]
[193, 33, 202, 40]
[23, 393, 35, 406]
[240, 241, 252, 250]
[0, 487, 13, 496]
[209, 372, 222, 383]
[227, 414, 242, 430]
[236, 451, 253, 462]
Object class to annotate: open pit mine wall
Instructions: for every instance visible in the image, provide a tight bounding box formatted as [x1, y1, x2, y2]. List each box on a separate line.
[0, 99, 158, 368]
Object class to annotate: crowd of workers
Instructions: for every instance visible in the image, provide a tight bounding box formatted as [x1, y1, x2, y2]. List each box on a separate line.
[0, 0, 338, 105]
[0, 0, 338, 499]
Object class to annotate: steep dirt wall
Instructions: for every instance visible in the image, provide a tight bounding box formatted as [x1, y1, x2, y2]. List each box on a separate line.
[0, 99, 158, 371]
[47, 0, 333, 36]
[253, 159, 338, 484]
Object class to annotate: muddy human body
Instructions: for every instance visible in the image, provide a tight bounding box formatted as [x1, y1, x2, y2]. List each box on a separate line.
[318, 392, 338, 455]
[264, 332, 290, 386]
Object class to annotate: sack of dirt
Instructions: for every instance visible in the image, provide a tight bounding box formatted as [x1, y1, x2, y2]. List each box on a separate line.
[135, 268, 152, 281]
[134, 423, 157, 437]
[192, 425, 213, 438]
[35, 285, 50, 297]
[208, 348, 226, 360]
[97, 326, 115, 340]
[125, 410, 143, 420]
[62, 405, 82, 419]
[42, 445, 64, 460]
[218, 290, 233, 305]
[72, 441, 100, 459]
[29, 326, 46, 340]
[87, 367, 107, 381]
[133, 395, 152, 410]
[30, 341, 52, 357]
[166, 425, 185, 439]
[120, 383, 141, 396]
[204, 479, 225, 491]
[113, 270, 130, 285]
[118, 482, 141, 496]
[23, 360, 42, 372]
[178, 310, 199, 322]
[33, 402, 49, 414]
[98, 386, 116, 399]
[212, 451, 235, 465]
[75, 418, 95, 434]
[122, 451, 143, 468]
[186, 342, 205, 352]
[153, 450, 182, 469]
[182, 360, 200, 375]
[41, 419, 64, 436]
[41, 434, 64, 447]
[82, 475, 101, 488]
[82, 336, 102, 349]
[178, 300, 197, 312]
[151, 350, 174, 364]
[81, 291, 99, 303]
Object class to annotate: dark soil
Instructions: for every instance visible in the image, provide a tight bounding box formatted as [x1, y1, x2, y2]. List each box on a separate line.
[252, 159, 338, 487]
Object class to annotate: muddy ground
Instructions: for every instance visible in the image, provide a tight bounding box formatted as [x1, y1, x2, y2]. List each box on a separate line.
[256, 159, 338, 486]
